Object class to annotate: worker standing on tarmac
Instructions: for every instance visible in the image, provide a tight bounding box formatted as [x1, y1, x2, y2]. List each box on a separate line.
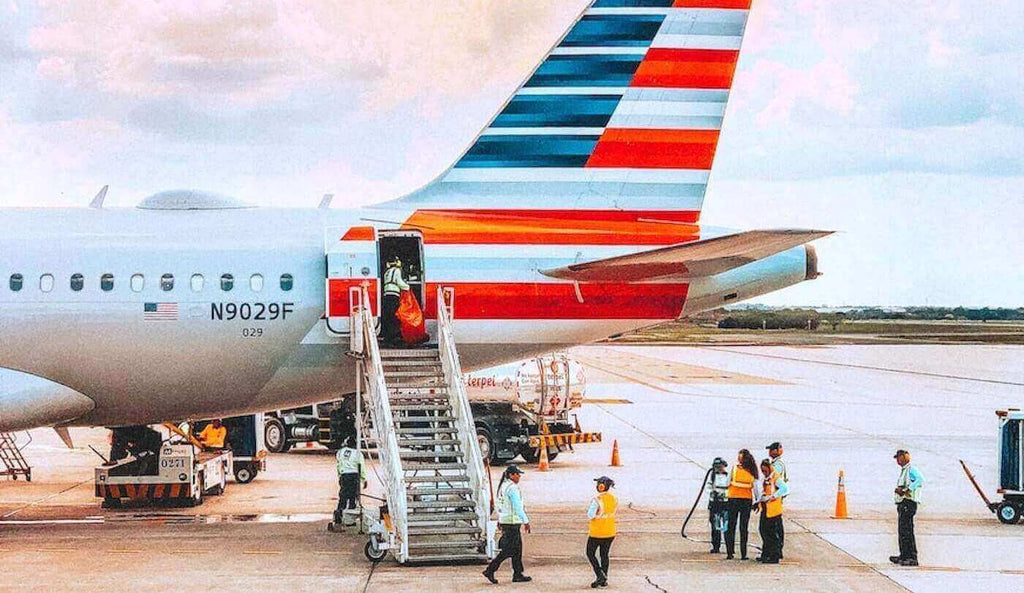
[756, 458, 789, 564]
[333, 437, 367, 527]
[585, 476, 617, 588]
[890, 449, 923, 567]
[767, 442, 788, 557]
[707, 457, 730, 554]
[197, 419, 227, 449]
[381, 256, 410, 347]
[724, 449, 759, 560]
[483, 465, 532, 584]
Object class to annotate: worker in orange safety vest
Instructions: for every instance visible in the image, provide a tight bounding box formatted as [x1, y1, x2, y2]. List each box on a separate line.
[586, 476, 617, 588]
[756, 458, 789, 564]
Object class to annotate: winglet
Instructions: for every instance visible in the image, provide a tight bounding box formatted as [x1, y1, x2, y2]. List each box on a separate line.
[89, 185, 109, 209]
[318, 193, 334, 210]
[54, 426, 74, 449]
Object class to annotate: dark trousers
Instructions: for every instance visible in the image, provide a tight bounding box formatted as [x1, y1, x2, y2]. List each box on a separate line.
[778, 515, 785, 556]
[897, 500, 918, 561]
[586, 536, 614, 580]
[486, 524, 525, 576]
[381, 293, 401, 345]
[334, 473, 359, 522]
[725, 498, 752, 558]
[709, 500, 728, 551]
[759, 513, 783, 561]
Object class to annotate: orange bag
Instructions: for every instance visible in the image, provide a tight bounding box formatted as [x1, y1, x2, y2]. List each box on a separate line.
[397, 290, 429, 345]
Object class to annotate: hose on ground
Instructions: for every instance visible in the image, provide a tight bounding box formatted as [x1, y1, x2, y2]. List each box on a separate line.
[681, 467, 713, 540]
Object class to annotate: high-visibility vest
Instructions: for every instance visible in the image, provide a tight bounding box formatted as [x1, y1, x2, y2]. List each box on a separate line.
[497, 482, 527, 525]
[727, 467, 755, 499]
[588, 492, 618, 538]
[763, 472, 783, 518]
[383, 266, 408, 296]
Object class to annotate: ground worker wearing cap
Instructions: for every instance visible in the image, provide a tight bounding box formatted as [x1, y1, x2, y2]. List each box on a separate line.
[707, 458, 731, 554]
[484, 465, 532, 584]
[755, 458, 788, 564]
[585, 476, 617, 588]
[891, 449, 923, 567]
[767, 442, 788, 557]
[333, 436, 367, 528]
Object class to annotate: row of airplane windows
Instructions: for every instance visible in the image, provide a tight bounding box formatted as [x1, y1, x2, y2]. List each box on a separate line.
[5, 273, 294, 294]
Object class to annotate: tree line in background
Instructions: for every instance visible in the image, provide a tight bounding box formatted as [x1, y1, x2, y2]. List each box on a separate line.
[715, 307, 1024, 331]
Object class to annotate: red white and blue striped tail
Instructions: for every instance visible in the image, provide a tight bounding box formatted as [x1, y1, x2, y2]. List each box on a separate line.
[385, 0, 752, 230]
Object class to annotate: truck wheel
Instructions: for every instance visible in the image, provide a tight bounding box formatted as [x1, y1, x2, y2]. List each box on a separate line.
[520, 446, 558, 464]
[234, 464, 258, 484]
[997, 502, 1021, 525]
[264, 417, 289, 453]
[476, 427, 494, 463]
[364, 538, 387, 563]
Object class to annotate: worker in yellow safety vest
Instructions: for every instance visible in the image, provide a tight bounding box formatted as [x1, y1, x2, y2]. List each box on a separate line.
[725, 449, 759, 560]
[197, 419, 227, 449]
[483, 465, 531, 585]
[755, 458, 789, 564]
[585, 476, 617, 588]
[381, 256, 410, 347]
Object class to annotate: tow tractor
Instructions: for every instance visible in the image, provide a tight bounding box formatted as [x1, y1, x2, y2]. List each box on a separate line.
[96, 424, 230, 508]
[961, 409, 1024, 524]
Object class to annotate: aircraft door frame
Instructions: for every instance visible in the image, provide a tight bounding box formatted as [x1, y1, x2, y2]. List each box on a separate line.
[325, 226, 380, 337]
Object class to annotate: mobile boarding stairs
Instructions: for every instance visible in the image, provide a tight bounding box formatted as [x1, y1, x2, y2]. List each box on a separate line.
[348, 286, 495, 564]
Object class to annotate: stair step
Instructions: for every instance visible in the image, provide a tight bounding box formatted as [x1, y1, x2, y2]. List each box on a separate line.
[408, 525, 481, 536]
[405, 474, 470, 483]
[407, 540, 481, 550]
[389, 386, 447, 395]
[380, 349, 438, 358]
[396, 427, 458, 435]
[408, 499, 476, 509]
[398, 438, 460, 447]
[405, 553, 490, 563]
[407, 487, 474, 496]
[391, 404, 451, 412]
[406, 511, 480, 523]
[403, 462, 467, 471]
[385, 370, 445, 378]
[393, 415, 456, 423]
[383, 360, 442, 368]
[400, 450, 464, 459]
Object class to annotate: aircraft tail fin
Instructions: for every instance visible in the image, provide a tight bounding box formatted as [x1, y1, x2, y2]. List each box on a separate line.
[382, 0, 753, 236]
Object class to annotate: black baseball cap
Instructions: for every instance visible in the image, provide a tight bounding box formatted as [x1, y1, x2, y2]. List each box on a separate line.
[594, 476, 615, 488]
[506, 464, 525, 475]
[894, 449, 909, 459]
[766, 442, 782, 450]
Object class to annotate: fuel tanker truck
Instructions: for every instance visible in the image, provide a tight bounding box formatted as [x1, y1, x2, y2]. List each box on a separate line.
[263, 353, 601, 464]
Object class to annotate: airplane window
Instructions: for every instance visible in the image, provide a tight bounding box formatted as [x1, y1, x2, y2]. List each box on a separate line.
[191, 274, 204, 292]
[221, 274, 234, 291]
[70, 274, 84, 292]
[130, 274, 145, 292]
[250, 274, 264, 292]
[161, 273, 174, 291]
[280, 274, 293, 291]
[9, 274, 23, 292]
[40, 274, 54, 292]
[101, 274, 114, 292]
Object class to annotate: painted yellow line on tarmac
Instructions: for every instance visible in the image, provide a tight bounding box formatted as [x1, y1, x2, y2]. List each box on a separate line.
[243, 550, 282, 555]
[36, 548, 74, 553]
[585, 398, 633, 404]
[107, 550, 140, 554]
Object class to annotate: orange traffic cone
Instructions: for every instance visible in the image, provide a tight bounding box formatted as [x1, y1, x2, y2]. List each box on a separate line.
[538, 444, 550, 472]
[610, 439, 621, 467]
[833, 470, 848, 519]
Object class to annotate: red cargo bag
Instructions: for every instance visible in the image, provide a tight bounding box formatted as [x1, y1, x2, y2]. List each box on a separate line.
[397, 290, 429, 345]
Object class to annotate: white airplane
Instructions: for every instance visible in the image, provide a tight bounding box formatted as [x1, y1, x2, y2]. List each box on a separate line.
[0, 0, 828, 433]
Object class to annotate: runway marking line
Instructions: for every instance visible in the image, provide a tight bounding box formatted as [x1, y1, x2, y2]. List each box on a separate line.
[36, 548, 74, 553]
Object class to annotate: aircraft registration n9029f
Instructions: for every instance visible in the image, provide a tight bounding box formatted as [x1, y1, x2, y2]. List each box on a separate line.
[0, 0, 829, 432]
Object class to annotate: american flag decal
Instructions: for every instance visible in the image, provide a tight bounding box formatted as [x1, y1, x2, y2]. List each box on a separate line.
[143, 302, 179, 321]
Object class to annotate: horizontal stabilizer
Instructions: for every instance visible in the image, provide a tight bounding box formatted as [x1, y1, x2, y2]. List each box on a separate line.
[540, 229, 832, 282]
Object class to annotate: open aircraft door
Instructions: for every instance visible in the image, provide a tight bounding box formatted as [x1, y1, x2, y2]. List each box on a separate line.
[325, 226, 379, 339]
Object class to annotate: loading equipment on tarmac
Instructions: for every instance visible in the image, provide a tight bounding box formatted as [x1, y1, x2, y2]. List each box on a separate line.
[0, 431, 32, 481]
[350, 285, 495, 564]
[961, 409, 1024, 524]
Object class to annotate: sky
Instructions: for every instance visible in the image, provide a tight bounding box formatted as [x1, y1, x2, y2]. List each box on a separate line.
[1, 0, 1022, 307]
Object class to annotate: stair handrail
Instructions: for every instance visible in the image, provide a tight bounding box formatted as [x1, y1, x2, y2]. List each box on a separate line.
[356, 287, 408, 561]
[436, 287, 494, 557]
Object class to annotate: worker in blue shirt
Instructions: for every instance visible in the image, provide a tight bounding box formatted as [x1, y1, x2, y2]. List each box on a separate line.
[890, 449, 923, 567]
[484, 465, 532, 584]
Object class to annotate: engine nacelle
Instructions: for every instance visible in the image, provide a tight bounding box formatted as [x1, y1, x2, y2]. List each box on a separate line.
[0, 368, 94, 432]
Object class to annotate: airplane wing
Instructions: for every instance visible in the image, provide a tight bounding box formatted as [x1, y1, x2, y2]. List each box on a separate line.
[540, 229, 833, 282]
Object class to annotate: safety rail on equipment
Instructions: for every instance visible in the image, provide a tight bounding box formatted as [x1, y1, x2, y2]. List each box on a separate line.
[437, 287, 496, 559]
[353, 286, 410, 562]
[0, 431, 32, 482]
